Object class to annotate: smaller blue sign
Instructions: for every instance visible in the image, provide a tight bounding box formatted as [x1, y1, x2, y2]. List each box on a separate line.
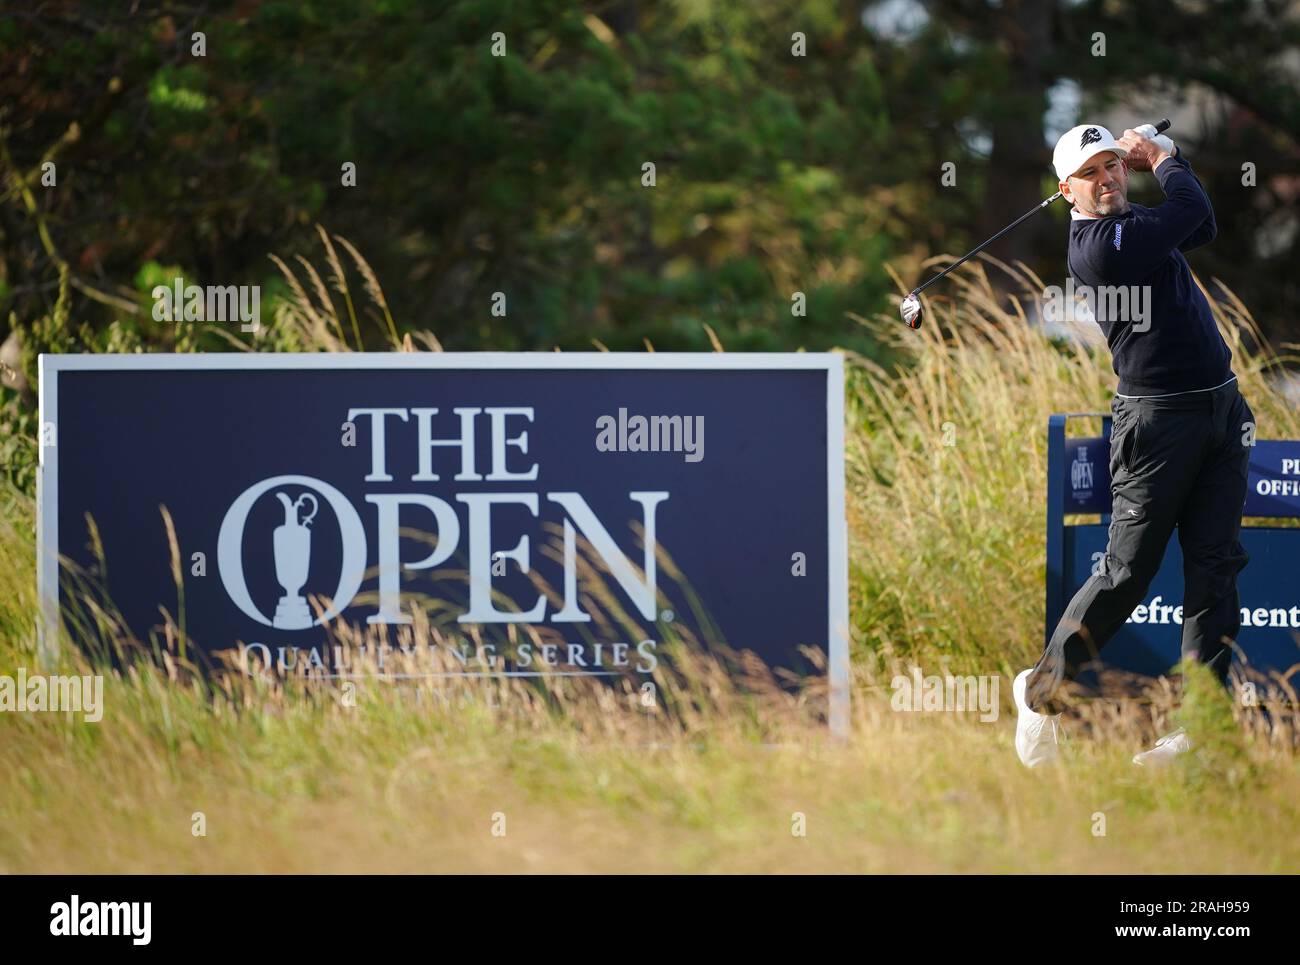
[1047, 414, 1300, 690]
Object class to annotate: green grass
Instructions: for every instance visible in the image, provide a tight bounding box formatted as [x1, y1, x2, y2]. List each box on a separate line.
[1, 255, 1297, 873]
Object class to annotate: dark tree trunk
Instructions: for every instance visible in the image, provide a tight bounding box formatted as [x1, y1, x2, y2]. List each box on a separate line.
[976, 0, 1055, 297]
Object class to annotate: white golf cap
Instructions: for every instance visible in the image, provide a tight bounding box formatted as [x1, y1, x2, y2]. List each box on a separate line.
[1053, 124, 1128, 182]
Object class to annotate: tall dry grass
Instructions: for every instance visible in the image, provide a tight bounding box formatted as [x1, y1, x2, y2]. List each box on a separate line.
[1, 248, 1297, 873]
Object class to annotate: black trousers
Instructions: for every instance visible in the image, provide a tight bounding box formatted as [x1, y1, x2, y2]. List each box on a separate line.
[1026, 379, 1254, 713]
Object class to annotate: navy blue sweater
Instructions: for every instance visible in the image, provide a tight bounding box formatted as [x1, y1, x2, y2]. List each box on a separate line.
[1067, 152, 1234, 396]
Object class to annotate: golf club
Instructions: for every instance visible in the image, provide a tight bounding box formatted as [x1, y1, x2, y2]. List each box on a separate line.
[899, 118, 1172, 329]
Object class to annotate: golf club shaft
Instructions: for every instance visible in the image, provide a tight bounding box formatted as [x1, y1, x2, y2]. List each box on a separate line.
[908, 118, 1171, 299]
[910, 192, 1061, 298]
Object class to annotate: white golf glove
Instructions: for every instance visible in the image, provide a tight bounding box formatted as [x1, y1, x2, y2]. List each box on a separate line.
[1134, 124, 1176, 157]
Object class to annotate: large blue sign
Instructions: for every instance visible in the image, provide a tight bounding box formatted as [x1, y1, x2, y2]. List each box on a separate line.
[38, 353, 849, 729]
[1047, 413, 1300, 692]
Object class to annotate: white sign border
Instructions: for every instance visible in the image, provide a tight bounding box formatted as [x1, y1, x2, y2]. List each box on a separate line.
[37, 352, 850, 735]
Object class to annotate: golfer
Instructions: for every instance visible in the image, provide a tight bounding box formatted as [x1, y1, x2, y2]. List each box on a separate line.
[1014, 123, 1255, 767]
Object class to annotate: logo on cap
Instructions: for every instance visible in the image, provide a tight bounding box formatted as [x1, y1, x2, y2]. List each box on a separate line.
[1080, 127, 1103, 149]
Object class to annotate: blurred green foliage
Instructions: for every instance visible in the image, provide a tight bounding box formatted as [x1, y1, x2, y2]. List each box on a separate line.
[0, 0, 991, 373]
[0, 0, 1298, 386]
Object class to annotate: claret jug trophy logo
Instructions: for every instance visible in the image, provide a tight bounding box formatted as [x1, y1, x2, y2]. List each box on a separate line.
[217, 474, 367, 631]
[271, 491, 318, 630]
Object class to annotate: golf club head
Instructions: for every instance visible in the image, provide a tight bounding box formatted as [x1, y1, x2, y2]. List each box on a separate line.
[900, 293, 923, 329]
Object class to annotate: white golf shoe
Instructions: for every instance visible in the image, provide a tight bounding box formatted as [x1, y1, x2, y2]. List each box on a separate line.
[1133, 727, 1191, 766]
[1013, 669, 1064, 768]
